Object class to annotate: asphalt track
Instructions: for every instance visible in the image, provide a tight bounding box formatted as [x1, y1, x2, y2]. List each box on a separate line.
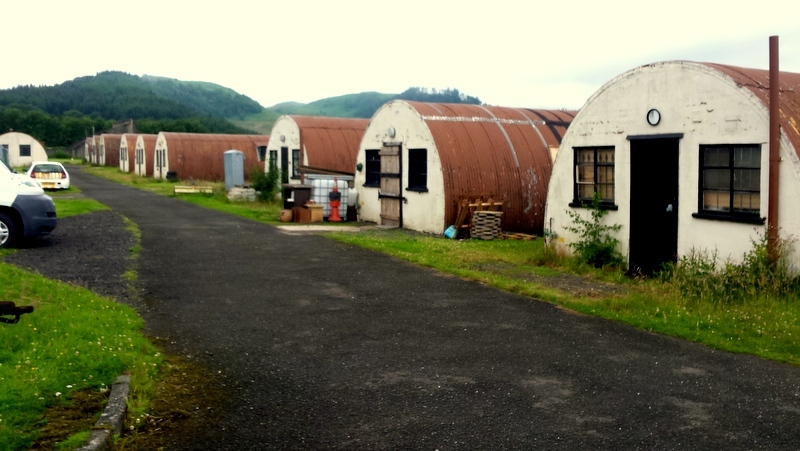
[69, 167, 800, 450]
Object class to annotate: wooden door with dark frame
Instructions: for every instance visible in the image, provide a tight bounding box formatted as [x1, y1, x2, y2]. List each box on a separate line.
[629, 138, 679, 275]
[379, 145, 402, 227]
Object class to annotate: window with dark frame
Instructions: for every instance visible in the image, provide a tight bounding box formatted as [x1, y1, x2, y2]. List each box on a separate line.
[257, 146, 267, 162]
[291, 149, 300, 179]
[364, 149, 380, 187]
[268, 150, 277, 172]
[572, 146, 615, 206]
[697, 144, 761, 221]
[407, 148, 428, 192]
[19, 144, 31, 157]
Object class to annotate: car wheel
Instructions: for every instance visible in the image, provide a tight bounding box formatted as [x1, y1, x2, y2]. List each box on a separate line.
[0, 212, 17, 248]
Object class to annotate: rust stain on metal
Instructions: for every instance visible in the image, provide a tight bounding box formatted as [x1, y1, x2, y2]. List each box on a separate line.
[100, 134, 122, 168]
[407, 101, 576, 234]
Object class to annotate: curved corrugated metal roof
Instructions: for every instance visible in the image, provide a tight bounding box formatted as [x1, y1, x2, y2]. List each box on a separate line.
[100, 134, 122, 167]
[290, 116, 369, 174]
[406, 101, 576, 233]
[159, 132, 268, 181]
[703, 62, 800, 158]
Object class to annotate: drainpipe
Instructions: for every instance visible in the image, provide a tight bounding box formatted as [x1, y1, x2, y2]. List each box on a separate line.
[768, 35, 780, 263]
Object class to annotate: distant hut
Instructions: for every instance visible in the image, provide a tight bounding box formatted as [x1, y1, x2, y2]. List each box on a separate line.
[354, 101, 575, 234]
[119, 134, 138, 172]
[265, 116, 369, 184]
[134, 134, 157, 177]
[97, 134, 122, 167]
[152, 132, 268, 181]
[0, 131, 48, 168]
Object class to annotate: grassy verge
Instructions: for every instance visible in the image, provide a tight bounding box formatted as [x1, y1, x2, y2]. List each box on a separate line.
[0, 264, 162, 450]
[0, 190, 160, 449]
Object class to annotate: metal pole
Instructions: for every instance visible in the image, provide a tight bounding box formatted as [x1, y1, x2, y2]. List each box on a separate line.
[768, 35, 780, 263]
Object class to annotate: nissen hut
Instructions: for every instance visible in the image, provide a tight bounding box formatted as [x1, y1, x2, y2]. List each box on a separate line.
[152, 132, 268, 181]
[544, 61, 800, 274]
[119, 134, 137, 172]
[0, 131, 47, 167]
[134, 134, 157, 177]
[265, 116, 369, 184]
[354, 101, 575, 234]
[98, 134, 122, 167]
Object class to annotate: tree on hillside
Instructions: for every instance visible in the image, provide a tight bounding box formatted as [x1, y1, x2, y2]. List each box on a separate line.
[395, 87, 482, 105]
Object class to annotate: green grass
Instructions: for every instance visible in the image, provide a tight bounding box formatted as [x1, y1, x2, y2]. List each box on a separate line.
[0, 264, 162, 450]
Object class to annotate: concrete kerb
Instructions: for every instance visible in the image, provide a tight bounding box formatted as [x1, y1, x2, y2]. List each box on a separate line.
[75, 374, 130, 451]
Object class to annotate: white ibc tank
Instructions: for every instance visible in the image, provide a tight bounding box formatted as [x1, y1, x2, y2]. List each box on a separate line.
[307, 175, 352, 219]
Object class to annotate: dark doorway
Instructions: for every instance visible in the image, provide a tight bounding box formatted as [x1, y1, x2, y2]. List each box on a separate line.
[629, 138, 680, 276]
[280, 147, 289, 184]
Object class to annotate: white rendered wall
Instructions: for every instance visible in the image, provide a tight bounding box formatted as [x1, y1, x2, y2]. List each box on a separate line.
[119, 136, 130, 172]
[134, 135, 147, 177]
[355, 100, 446, 234]
[545, 61, 800, 268]
[153, 133, 169, 179]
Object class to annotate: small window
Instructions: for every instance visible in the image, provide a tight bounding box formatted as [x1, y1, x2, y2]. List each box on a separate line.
[268, 150, 277, 172]
[697, 144, 761, 221]
[19, 144, 31, 157]
[572, 146, 615, 206]
[291, 149, 300, 179]
[407, 148, 428, 192]
[364, 149, 380, 187]
[257, 146, 267, 162]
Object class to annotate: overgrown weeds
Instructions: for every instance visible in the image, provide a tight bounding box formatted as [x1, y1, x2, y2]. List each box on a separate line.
[661, 232, 800, 305]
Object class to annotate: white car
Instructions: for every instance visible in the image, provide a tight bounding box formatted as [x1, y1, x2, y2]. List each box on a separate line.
[26, 161, 70, 190]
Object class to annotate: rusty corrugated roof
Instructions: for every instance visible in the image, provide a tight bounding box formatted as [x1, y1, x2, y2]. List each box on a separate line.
[290, 116, 369, 174]
[159, 133, 268, 181]
[406, 101, 576, 233]
[703, 63, 800, 159]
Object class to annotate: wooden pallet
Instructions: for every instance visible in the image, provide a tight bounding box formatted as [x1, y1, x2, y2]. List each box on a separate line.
[472, 210, 503, 240]
[452, 197, 504, 238]
[500, 232, 537, 241]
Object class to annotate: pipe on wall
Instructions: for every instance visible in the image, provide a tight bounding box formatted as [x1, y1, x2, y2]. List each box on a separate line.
[768, 35, 781, 262]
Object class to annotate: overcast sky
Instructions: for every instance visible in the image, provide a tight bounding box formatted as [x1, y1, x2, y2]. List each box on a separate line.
[3, 1, 799, 110]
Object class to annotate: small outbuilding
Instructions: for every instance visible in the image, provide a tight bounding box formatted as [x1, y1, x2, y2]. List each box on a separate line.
[134, 134, 157, 177]
[544, 61, 800, 274]
[119, 134, 137, 172]
[152, 132, 268, 181]
[354, 101, 575, 234]
[0, 131, 48, 168]
[265, 115, 369, 184]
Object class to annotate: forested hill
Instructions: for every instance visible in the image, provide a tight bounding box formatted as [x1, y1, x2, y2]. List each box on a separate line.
[0, 71, 263, 120]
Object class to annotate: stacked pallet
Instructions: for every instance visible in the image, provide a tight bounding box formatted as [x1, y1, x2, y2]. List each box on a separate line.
[471, 210, 503, 240]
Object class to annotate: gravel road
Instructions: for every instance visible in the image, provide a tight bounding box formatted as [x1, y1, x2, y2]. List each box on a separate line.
[7, 165, 800, 450]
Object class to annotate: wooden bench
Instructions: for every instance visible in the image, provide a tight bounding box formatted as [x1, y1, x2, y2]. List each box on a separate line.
[173, 185, 213, 194]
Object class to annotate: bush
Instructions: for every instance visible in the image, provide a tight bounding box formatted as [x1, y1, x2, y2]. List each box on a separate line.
[52, 149, 71, 159]
[565, 195, 624, 269]
[250, 165, 280, 202]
